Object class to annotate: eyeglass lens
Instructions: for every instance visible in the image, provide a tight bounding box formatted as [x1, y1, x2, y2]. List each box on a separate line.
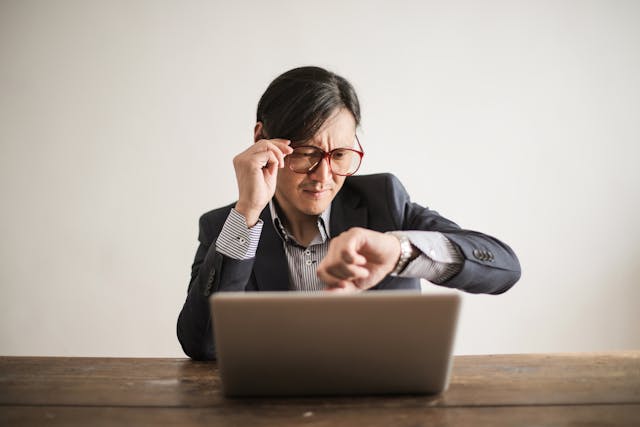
[287, 146, 362, 175]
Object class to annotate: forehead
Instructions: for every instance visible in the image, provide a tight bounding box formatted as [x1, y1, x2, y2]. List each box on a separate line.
[297, 109, 356, 149]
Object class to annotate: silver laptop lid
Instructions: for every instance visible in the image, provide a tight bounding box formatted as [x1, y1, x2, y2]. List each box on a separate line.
[211, 291, 461, 397]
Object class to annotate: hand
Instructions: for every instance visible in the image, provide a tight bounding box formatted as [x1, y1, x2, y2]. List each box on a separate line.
[317, 227, 402, 292]
[233, 139, 293, 226]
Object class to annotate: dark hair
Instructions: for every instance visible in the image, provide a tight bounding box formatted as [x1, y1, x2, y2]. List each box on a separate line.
[256, 66, 360, 143]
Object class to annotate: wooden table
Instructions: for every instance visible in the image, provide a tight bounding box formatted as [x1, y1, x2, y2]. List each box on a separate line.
[1, 352, 639, 426]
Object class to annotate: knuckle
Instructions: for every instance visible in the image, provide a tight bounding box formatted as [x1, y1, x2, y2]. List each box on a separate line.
[340, 248, 352, 260]
[344, 227, 361, 238]
[351, 227, 365, 235]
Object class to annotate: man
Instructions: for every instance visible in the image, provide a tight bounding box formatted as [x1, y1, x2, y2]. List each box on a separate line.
[177, 66, 521, 360]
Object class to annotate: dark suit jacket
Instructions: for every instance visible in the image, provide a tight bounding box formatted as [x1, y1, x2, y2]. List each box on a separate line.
[177, 173, 521, 360]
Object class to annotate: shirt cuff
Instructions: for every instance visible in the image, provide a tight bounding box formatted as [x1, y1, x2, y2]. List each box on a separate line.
[396, 231, 463, 284]
[215, 208, 263, 260]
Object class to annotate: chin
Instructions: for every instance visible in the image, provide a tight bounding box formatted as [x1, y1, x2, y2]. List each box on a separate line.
[299, 201, 330, 216]
[296, 191, 334, 214]
[302, 207, 327, 216]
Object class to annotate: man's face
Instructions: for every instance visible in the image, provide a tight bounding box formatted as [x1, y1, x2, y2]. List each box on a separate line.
[274, 108, 357, 221]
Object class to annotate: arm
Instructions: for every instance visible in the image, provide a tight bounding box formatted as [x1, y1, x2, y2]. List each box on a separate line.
[396, 180, 520, 294]
[391, 230, 463, 284]
[176, 209, 262, 360]
[177, 137, 293, 360]
[318, 174, 521, 294]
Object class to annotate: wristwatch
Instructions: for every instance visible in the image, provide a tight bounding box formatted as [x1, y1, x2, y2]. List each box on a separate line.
[390, 233, 414, 276]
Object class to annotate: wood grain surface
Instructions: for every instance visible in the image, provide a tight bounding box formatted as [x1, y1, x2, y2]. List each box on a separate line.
[1, 352, 639, 426]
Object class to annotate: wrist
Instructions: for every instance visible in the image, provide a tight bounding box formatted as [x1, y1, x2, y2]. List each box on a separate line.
[234, 202, 261, 227]
[388, 232, 417, 276]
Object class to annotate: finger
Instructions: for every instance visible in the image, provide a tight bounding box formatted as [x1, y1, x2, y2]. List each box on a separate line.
[324, 279, 346, 289]
[254, 138, 291, 145]
[325, 286, 349, 294]
[317, 260, 346, 281]
[345, 252, 367, 266]
[317, 264, 347, 287]
[352, 277, 374, 291]
[257, 139, 294, 161]
[325, 263, 370, 281]
[264, 152, 279, 177]
[256, 148, 279, 169]
[270, 140, 294, 164]
[334, 231, 368, 264]
[238, 144, 275, 170]
[340, 246, 367, 266]
[316, 264, 333, 284]
[269, 138, 293, 151]
[258, 137, 290, 145]
[325, 282, 360, 293]
[344, 283, 363, 293]
[263, 142, 290, 168]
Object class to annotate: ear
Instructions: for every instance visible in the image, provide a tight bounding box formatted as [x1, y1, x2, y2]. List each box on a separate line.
[254, 122, 264, 143]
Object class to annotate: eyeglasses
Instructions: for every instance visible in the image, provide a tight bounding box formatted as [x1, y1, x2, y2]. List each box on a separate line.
[285, 136, 364, 176]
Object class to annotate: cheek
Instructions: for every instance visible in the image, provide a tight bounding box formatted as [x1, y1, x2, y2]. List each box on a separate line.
[277, 168, 302, 192]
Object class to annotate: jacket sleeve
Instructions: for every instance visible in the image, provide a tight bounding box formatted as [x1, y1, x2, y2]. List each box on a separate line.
[386, 174, 521, 294]
[176, 211, 256, 360]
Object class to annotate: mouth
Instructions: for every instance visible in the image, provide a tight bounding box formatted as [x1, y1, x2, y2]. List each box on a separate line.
[301, 188, 332, 199]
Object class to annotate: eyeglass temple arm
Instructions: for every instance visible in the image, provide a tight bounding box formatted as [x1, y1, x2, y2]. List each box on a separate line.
[355, 135, 364, 155]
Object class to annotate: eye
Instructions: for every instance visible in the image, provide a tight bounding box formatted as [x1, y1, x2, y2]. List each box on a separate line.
[331, 149, 352, 161]
[291, 147, 322, 159]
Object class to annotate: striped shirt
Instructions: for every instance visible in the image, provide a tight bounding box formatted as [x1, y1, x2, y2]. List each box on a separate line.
[267, 201, 331, 291]
[215, 204, 462, 291]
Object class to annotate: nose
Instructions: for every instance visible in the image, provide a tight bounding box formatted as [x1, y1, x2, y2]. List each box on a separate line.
[308, 155, 332, 182]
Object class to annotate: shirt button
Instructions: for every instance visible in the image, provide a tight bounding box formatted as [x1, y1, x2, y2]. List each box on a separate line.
[305, 259, 313, 266]
[236, 236, 246, 245]
[304, 249, 311, 256]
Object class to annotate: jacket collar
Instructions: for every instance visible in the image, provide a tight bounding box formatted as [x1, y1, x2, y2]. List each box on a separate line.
[268, 199, 331, 244]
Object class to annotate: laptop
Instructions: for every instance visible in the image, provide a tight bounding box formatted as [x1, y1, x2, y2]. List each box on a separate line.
[210, 290, 461, 397]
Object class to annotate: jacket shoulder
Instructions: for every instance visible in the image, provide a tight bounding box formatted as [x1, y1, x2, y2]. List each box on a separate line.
[343, 173, 410, 208]
[343, 173, 407, 196]
[340, 173, 411, 230]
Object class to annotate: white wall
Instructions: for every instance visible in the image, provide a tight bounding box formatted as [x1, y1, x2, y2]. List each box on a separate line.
[1, 0, 638, 357]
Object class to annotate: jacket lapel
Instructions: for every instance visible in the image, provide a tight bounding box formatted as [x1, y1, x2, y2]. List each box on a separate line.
[329, 183, 368, 237]
[329, 181, 400, 291]
[254, 207, 290, 291]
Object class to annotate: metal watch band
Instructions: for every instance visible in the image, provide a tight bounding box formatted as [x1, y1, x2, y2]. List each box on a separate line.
[390, 233, 413, 275]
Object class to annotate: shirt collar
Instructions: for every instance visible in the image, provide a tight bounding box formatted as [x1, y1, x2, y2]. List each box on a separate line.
[269, 199, 331, 245]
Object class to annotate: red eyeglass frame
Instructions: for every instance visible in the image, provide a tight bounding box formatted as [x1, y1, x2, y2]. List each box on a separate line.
[286, 136, 365, 176]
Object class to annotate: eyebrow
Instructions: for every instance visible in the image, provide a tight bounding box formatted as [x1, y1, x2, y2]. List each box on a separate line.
[291, 135, 356, 150]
